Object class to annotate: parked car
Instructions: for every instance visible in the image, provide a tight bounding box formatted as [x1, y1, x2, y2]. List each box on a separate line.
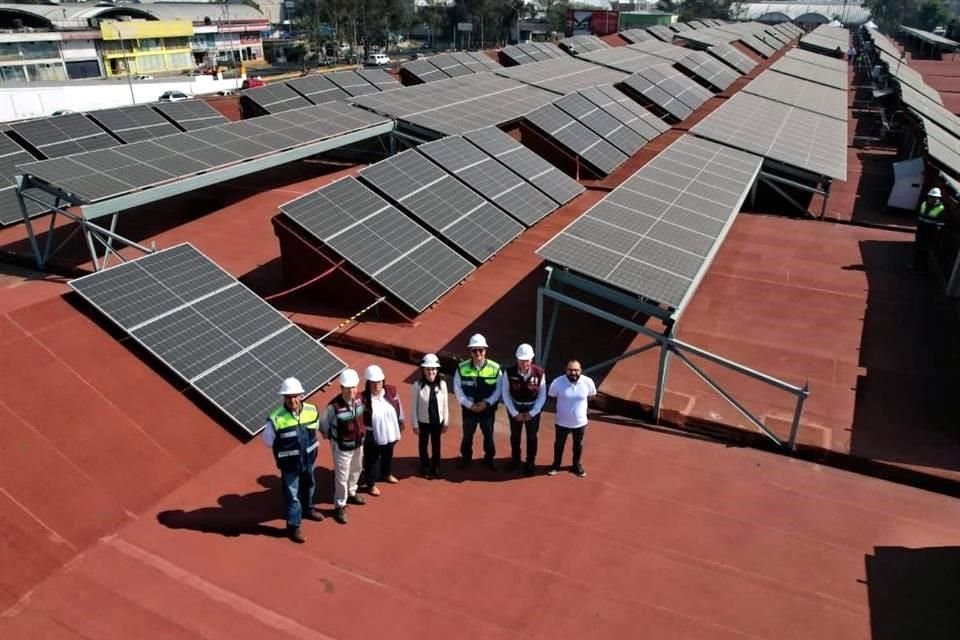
[365, 53, 390, 66]
[51, 109, 74, 116]
[134, 74, 154, 80]
[158, 90, 189, 102]
[241, 77, 266, 90]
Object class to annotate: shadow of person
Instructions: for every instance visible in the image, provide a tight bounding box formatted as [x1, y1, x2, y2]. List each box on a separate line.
[158, 470, 334, 538]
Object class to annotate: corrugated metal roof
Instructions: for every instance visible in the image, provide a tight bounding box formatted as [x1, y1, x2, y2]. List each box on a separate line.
[0, 1, 264, 26]
[732, 3, 871, 25]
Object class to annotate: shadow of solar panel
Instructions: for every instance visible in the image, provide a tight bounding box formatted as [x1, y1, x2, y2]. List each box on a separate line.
[243, 84, 313, 112]
[359, 150, 522, 263]
[464, 126, 584, 205]
[537, 136, 761, 310]
[555, 93, 647, 155]
[280, 177, 474, 312]
[417, 136, 558, 226]
[286, 75, 350, 103]
[70, 244, 345, 434]
[11, 113, 117, 159]
[89, 105, 180, 143]
[152, 100, 228, 131]
[525, 104, 627, 175]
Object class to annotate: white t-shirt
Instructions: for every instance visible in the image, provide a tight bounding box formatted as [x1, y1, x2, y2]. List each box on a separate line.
[548, 375, 597, 428]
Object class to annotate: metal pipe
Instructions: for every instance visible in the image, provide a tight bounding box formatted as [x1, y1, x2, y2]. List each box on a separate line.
[671, 337, 807, 395]
[786, 381, 809, 450]
[583, 340, 659, 376]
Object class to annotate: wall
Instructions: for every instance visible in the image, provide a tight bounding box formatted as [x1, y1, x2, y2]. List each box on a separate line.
[0, 75, 241, 121]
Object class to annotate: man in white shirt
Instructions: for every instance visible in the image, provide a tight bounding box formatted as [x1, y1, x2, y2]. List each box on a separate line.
[500, 343, 547, 475]
[547, 360, 597, 478]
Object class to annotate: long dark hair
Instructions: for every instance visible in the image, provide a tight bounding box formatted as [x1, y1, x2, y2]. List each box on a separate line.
[419, 368, 445, 387]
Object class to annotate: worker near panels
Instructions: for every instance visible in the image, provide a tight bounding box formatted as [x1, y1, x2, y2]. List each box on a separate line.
[500, 343, 547, 476]
[913, 187, 947, 271]
[411, 353, 449, 478]
[320, 368, 367, 525]
[260, 377, 323, 544]
[360, 364, 404, 496]
[547, 360, 597, 478]
[453, 333, 502, 470]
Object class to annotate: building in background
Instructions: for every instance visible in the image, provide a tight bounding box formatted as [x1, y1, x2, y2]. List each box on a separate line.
[731, 2, 871, 28]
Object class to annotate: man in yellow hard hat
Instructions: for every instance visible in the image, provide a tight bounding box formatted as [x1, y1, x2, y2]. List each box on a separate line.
[261, 377, 323, 543]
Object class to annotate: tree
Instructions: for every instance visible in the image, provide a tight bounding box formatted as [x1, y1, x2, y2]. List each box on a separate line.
[678, 0, 730, 22]
[864, 0, 919, 33]
[916, 0, 951, 29]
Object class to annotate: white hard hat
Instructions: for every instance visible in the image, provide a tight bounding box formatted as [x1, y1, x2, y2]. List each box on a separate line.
[467, 333, 488, 349]
[364, 364, 385, 382]
[928, 187, 942, 197]
[338, 368, 360, 387]
[279, 377, 305, 396]
[515, 343, 535, 360]
[421, 353, 441, 368]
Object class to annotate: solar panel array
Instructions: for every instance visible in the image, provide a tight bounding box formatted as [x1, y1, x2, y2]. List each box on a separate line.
[524, 103, 628, 175]
[69, 244, 346, 435]
[647, 25, 676, 42]
[620, 29, 656, 44]
[559, 35, 611, 53]
[707, 43, 757, 74]
[356, 68, 403, 90]
[742, 32, 778, 58]
[576, 47, 669, 75]
[690, 91, 847, 180]
[0, 132, 47, 225]
[621, 63, 714, 121]
[326, 70, 381, 96]
[554, 92, 647, 156]
[627, 40, 694, 63]
[285, 74, 350, 103]
[20, 103, 392, 205]
[783, 47, 847, 72]
[537, 136, 762, 312]
[463, 50, 503, 70]
[463, 127, 584, 205]
[670, 22, 692, 33]
[280, 177, 475, 312]
[449, 51, 494, 73]
[578, 85, 670, 141]
[153, 100, 228, 131]
[919, 116, 960, 175]
[516, 42, 567, 62]
[359, 149, 523, 263]
[899, 83, 960, 138]
[241, 83, 313, 113]
[400, 52, 501, 83]
[494, 58, 628, 95]
[88, 105, 180, 144]
[743, 71, 848, 121]
[416, 135, 558, 226]
[10, 113, 118, 159]
[674, 28, 727, 48]
[799, 25, 849, 55]
[675, 50, 739, 90]
[351, 73, 556, 135]
[770, 56, 848, 91]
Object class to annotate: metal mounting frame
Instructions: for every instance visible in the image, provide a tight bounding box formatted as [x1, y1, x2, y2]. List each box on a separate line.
[536, 266, 810, 450]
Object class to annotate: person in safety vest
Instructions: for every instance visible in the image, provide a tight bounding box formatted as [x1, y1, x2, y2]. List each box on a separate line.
[261, 377, 323, 544]
[913, 187, 947, 271]
[454, 333, 502, 470]
[360, 364, 404, 497]
[321, 369, 367, 525]
[500, 343, 546, 476]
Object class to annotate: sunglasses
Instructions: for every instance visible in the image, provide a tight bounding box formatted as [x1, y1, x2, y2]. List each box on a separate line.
[470, 348, 485, 353]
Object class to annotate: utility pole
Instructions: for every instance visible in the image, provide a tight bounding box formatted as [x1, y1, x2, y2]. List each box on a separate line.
[112, 23, 136, 105]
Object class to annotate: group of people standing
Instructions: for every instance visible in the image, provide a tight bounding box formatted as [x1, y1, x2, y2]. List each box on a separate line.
[262, 333, 596, 543]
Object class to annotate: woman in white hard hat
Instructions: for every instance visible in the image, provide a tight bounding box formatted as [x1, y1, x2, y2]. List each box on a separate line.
[260, 377, 323, 543]
[411, 353, 449, 478]
[360, 364, 404, 496]
[321, 368, 367, 525]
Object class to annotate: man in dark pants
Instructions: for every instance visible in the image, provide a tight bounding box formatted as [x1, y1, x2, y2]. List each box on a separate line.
[454, 333, 502, 470]
[260, 377, 324, 543]
[547, 360, 597, 478]
[913, 187, 947, 271]
[501, 343, 546, 475]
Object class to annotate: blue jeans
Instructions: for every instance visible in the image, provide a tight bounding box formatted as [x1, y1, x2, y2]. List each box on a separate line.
[281, 468, 315, 527]
[461, 408, 496, 461]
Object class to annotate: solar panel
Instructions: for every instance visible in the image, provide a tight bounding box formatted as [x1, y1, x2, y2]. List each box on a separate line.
[280, 176, 474, 312]
[621, 64, 713, 120]
[537, 135, 762, 312]
[326, 71, 380, 96]
[707, 43, 757, 75]
[359, 149, 523, 263]
[463, 127, 584, 205]
[783, 48, 847, 72]
[743, 71, 847, 121]
[88, 105, 180, 143]
[495, 58, 628, 95]
[242, 83, 313, 113]
[578, 85, 667, 141]
[525, 104, 628, 175]
[416, 136, 558, 226]
[741, 33, 777, 58]
[401, 59, 448, 83]
[627, 40, 693, 63]
[465, 50, 503, 69]
[20, 103, 393, 205]
[285, 74, 350, 103]
[0, 132, 43, 225]
[554, 93, 647, 156]
[646, 25, 676, 42]
[675, 50, 739, 91]
[623, 73, 690, 120]
[69, 244, 345, 434]
[152, 100, 228, 131]
[500, 45, 536, 65]
[356, 68, 402, 91]
[450, 51, 491, 74]
[10, 113, 117, 159]
[920, 116, 960, 175]
[576, 47, 665, 75]
[559, 35, 610, 53]
[620, 28, 656, 44]
[674, 28, 728, 48]
[690, 91, 847, 180]
[770, 56, 848, 91]
[0, 186, 56, 227]
[517, 42, 552, 62]
[426, 53, 475, 77]
[531, 42, 566, 58]
[900, 83, 960, 136]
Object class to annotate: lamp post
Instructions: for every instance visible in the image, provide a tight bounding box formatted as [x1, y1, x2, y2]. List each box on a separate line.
[112, 23, 136, 105]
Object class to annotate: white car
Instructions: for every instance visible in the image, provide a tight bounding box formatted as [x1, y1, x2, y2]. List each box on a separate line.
[134, 74, 154, 80]
[158, 90, 189, 102]
[366, 53, 390, 66]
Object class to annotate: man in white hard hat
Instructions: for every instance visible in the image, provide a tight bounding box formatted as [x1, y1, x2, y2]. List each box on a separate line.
[500, 343, 546, 475]
[453, 333, 502, 470]
[320, 368, 367, 525]
[913, 186, 947, 270]
[261, 377, 323, 543]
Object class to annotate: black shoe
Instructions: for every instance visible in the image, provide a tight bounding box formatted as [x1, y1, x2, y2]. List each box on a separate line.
[431, 465, 443, 478]
[524, 462, 535, 476]
[303, 508, 324, 522]
[456, 458, 469, 469]
[333, 507, 347, 525]
[347, 494, 366, 506]
[288, 526, 306, 543]
[505, 459, 520, 472]
[484, 458, 497, 471]
[573, 464, 586, 478]
[420, 465, 431, 478]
